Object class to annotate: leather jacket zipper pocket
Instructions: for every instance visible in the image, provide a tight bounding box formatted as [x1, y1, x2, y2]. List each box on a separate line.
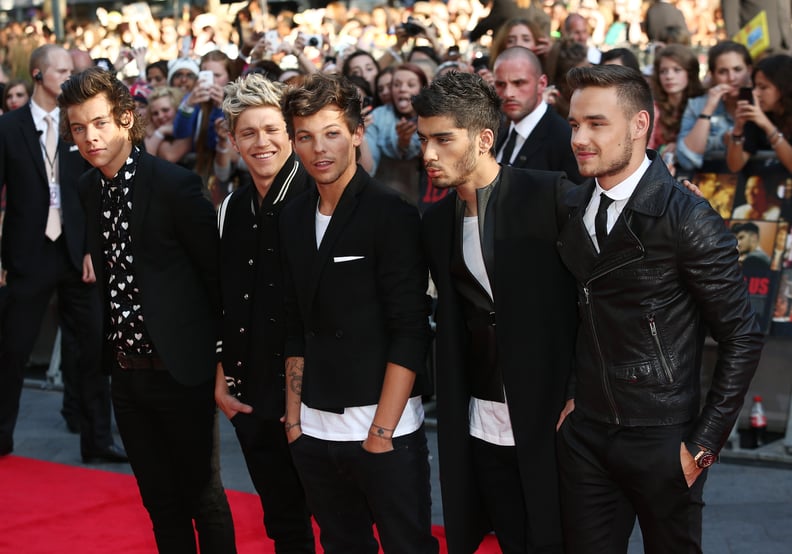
[647, 315, 674, 383]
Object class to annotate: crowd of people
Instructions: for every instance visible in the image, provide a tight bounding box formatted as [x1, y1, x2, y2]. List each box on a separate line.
[0, 0, 788, 553]
[0, 0, 787, 208]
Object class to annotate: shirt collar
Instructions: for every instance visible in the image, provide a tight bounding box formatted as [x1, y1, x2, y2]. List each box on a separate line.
[512, 101, 548, 139]
[594, 154, 651, 202]
[101, 145, 142, 188]
[29, 99, 59, 132]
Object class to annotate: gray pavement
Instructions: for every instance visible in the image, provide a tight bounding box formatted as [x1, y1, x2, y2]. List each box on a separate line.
[9, 382, 792, 553]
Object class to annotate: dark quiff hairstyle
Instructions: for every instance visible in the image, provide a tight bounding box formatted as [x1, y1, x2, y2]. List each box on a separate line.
[281, 72, 362, 138]
[752, 54, 792, 135]
[567, 64, 655, 137]
[412, 71, 502, 155]
[58, 66, 146, 144]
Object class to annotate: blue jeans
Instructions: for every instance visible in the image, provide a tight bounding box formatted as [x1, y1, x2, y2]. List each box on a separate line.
[289, 426, 438, 554]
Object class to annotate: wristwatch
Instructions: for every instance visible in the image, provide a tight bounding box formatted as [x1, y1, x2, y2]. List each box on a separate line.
[686, 442, 716, 469]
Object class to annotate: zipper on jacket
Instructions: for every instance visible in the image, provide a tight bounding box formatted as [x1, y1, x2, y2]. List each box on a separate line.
[648, 314, 674, 383]
[583, 284, 620, 424]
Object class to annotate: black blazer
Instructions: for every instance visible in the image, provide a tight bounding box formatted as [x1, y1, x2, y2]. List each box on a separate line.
[497, 108, 582, 184]
[79, 150, 219, 387]
[280, 167, 431, 413]
[422, 166, 578, 553]
[0, 103, 89, 277]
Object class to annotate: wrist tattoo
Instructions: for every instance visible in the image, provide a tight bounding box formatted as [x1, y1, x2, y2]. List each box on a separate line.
[284, 421, 301, 431]
[370, 423, 395, 439]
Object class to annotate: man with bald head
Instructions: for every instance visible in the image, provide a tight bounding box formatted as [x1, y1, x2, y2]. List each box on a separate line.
[493, 46, 581, 182]
[0, 44, 124, 462]
[563, 13, 601, 64]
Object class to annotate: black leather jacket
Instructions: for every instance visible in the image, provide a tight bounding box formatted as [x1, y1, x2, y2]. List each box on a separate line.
[557, 154, 763, 453]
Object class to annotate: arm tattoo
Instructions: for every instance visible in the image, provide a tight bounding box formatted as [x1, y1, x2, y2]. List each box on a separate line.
[286, 358, 304, 396]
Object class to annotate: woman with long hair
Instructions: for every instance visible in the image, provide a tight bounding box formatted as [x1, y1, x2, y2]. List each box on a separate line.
[363, 63, 428, 204]
[677, 40, 752, 171]
[172, 50, 239, 202]
[2, 79, 31, 112]
[649, 44, 705, 166]
[487, 17, 557, 81]
[727, 54, 792, 174]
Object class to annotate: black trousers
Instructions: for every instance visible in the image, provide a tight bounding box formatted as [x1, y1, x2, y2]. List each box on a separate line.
[557, 410, 707, 554]
[289, 426, 438, 554]
[0, 238, 110, 454]
[231, 412, 315, 553]
[471, 437, 563, 554]
[112, 365, 234, 554]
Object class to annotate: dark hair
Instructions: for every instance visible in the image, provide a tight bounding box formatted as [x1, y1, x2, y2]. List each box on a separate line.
[412, 71, 502, 155]
[2, 78, 32, 111]
[409, 45, 442, 65]
[707, 40, 752, 74]
[733, 221, 760, 236]
[393, 62, 429, 89]
[346, 74, 373, 98]
[281, 73, 362, 138]
[374, 66, 396, 106]
[567, 64, 654, 135]
[244, 59, 284, 81]
[753, 54, 792, 135]
[551, 39, 589, 118]
[145, 60, 169, 82]
[58, 67, 145, 144]
[341, 50, 379, 81]
[650, 44, 704, 144]
[599, 48, 641, 73]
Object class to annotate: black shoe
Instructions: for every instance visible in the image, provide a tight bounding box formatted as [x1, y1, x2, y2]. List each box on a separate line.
[0, 442, 12, 457]
[82, 443, 128, 464]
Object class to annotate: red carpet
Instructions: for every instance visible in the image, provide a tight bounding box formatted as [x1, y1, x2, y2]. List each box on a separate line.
[0, 455, 500, 553]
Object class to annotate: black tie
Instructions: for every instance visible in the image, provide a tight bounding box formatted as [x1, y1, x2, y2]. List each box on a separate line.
[595, 193, 614, 250]
[500, 128, 518, 165]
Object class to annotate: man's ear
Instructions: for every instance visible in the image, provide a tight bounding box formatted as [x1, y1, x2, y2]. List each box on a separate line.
[633, 110, 651, 140]
[479, 128, 495, 154]
[121, 110, 134, 128]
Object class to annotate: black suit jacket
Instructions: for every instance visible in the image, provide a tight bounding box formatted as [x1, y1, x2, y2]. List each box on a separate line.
[422, 166, 578, 552]
[280, 167, 432, 412]
[79, 150, 219, 387]
[497, 108, 582, 184]
[0, 103, 89, 277]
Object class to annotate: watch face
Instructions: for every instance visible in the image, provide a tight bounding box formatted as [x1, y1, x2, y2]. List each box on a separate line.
[696, 451, 716, 468]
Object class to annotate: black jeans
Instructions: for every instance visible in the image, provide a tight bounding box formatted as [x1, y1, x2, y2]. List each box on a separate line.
[289, 426, 438, 554]
[112, 365, 233, 554]
[558, 410, 707, 554]
[231, 412, 314, 553]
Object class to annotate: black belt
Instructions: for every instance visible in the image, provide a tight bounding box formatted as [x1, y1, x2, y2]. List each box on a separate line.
[116, 351, 166, 371]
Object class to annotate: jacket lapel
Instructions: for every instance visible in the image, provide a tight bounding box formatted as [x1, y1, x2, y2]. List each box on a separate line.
[305, 170, 366, 310]
[130, 151, 153, 243]
[19, 104, 49, 184]
[559, 179, 599, 281]
[513, 111, 550, 167]
[81, 169, 105, 288]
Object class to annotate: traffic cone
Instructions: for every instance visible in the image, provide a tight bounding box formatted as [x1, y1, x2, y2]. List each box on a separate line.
[750, 395, 767, 448]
